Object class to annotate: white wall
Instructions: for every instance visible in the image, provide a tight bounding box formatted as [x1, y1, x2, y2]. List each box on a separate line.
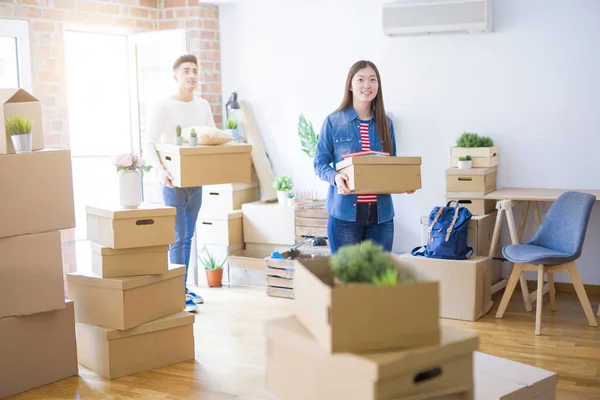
[219, 0, 600, 284]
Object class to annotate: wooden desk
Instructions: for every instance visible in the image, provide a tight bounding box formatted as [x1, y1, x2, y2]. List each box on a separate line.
[484, 187, 600, 314]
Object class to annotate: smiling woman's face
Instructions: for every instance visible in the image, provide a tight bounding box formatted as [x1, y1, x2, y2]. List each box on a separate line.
[350, 66, 378, 106]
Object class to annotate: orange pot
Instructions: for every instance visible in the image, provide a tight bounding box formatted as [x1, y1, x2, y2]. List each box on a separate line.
[205, 268, 224, 287]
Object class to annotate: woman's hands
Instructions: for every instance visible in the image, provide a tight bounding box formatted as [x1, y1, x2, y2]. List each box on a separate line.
[334, 173, 352, 195]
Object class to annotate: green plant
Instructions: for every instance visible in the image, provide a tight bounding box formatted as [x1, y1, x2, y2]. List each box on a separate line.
[455, 132, 494, 148]
[458, 155, 472, 161]
[176, 125, 182, 137]
[200, 249, 228, 270]
[226, 119, 238, 129]
[190, 129, 197, 138]
[273, 175, 293, 192]
[298, 114, 319, 157]
[5, 116, 33, 136]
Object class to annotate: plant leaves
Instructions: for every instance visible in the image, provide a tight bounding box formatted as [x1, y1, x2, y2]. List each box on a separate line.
[298, 114, 319, 158]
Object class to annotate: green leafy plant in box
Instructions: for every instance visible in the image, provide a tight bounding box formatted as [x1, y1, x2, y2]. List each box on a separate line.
[455, 132, 494, 148]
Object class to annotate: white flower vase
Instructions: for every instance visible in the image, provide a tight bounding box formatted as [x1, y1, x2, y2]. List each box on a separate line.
[119, 169, 142, 209]
[277, 191, 289, 205]
[10, 133, 32, 153]
[458, 160, 472, 169]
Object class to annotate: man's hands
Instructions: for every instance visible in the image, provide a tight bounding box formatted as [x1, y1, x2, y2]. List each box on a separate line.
[406, 190, 416, 194]
[334, 173, 352, 195]
[160, 169, 175, 188]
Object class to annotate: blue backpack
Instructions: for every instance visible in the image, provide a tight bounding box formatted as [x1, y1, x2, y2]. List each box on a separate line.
[411, 200, 473, 260]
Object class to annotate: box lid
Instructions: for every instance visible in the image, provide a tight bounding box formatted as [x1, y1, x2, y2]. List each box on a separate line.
[155, 142, 252, 155]
[445, 167, 497, 176]
[336, 156, 422, 170]
[85, 203, 176, 219]
[0, 88, 39, 104]
[90, 242, 169, 256]
[81, 310, 194, 341]
[66, 264, 185, 290]
[266, 316, 478, 381]
[198, 209, 242, 221]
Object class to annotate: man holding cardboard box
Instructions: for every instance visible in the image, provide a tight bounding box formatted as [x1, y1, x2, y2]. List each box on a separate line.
[143, 54, 217, 312]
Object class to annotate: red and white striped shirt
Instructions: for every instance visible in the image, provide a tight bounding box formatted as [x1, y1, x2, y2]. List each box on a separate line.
[357, 121, 377, 204]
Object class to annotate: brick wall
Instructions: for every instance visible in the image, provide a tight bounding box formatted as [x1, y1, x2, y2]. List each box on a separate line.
[0, 0, 221, 276]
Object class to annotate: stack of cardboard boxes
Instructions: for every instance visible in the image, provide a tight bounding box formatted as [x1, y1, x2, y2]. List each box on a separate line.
[0, 89, 79, 398]
[66, 203, 195, 380]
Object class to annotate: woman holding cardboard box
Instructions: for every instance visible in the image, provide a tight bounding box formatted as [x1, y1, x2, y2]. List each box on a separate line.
[313, 60, 415, 253]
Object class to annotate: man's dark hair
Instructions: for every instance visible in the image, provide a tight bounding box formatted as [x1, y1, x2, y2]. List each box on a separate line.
[173, 54, 198, 70]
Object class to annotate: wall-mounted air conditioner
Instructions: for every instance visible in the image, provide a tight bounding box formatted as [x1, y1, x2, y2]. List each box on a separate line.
[383, 0, 493, 36]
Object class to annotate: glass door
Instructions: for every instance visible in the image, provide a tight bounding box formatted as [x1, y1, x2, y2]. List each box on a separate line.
[0, 19, 32, 91]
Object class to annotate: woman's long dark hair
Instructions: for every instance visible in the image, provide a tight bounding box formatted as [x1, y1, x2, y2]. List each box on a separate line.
[337, 60, 392, 154]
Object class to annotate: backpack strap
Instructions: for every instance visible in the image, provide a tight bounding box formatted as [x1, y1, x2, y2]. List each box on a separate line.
[427, 207, 445, 243]
[445, 205, 462, 242]
[411, 246, 426, 256]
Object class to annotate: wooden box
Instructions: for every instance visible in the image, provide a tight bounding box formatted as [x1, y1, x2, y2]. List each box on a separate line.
[196, 210, 243, 247]
[228, 248, 269, 286]
[295, 200, 328, 241]
[86, 203, 176, 249]
[155, 142, 252, 187]
[451, 147, 498, 168]
[445, 193, 496, 216]
[335, 156, 422, 194]
[91, 243, 169, 278]
[201, 182, 259, 214]
[446, 167, 497, 194]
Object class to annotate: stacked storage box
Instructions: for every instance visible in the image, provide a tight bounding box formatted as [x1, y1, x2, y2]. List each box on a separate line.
[0, 89, 79, 398]
[66, 203, 195, 380]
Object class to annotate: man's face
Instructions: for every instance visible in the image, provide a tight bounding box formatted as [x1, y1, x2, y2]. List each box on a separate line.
[174, 62, 198, 90]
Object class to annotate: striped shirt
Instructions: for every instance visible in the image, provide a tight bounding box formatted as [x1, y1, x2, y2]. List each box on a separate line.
[357, 121, 377, 204]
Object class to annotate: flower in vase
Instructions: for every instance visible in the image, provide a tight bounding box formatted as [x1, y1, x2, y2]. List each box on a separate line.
[113, 152, 152, 174]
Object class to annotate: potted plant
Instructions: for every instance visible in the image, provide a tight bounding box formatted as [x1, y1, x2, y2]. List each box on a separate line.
[189, 129, 198, 146]
[225, 118, 239, 141]
[200, 249, 228, 287]
[452, 132, 497, 167]
[175, 125, 183, 146]
[273, 175, 294, 204]
[298, 114, 319, 157]
[113, 152, 152, 209]
[5, 116, 33, 153]
[457, 155, 472, 169]
[286, 191, 296, 206]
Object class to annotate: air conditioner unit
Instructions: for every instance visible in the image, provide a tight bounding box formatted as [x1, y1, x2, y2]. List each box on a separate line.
[383, 0, 493, 36]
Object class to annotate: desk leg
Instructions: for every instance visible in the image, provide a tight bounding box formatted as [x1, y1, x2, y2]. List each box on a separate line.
[504, 200, 533, 312]
[489, 205, 507, 294]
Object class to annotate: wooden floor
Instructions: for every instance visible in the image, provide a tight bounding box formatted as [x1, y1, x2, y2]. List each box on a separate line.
[9, 284, 600, 400]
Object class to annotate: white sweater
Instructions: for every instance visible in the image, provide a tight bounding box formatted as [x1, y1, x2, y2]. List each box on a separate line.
[142, 96, 216, 181]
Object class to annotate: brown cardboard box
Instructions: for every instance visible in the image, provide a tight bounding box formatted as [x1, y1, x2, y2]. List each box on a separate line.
[446, 167, 497, 194]
[0, 88, 44, 155]
[86, 203, 176, 249]
[67, 265, 185, 330]
[155, 142, 252, 187]
[266, 316, 478, 400]
[0, 149, 75, 239]
[0, 301, 78, 399]
[242, 201, 296, 245]
[397, 254, 493, 321]
[293, 255, 440, 353]
[446, 193, 496, 216]
[473, 352, 557, 399]
[91, 243, 169, 278]
[335, 156, 422, 194]
[0, 231, 65, 318]
[196, 210, 243, 247]
[451, 147, 499, 168]
[76, 311, 195, 380]
[202, 182, 259, 214]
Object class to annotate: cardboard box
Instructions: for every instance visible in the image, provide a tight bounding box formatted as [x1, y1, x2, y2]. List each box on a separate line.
[397, 254, 493, 322]
[91, 243, 169, 278]
[196, 210, 243, 247]
[474, 352, 557, 399]
[293, 255, 440, 353]
[66, 265, 185, 330]
[0, 149, 75, 239]
[242, 201, 296, 245]
[446, 193, 496, 216]
[446, 167, 497, 194]
[0, 301, 78, 399]
[202, 182, 259, 214]
[0, 88, 44, 155]
[336, 156, 422, 194]
[451, 147, 499, 168]
[86, 203, 176, 249]
[76, 311, 195, 380]
[266, 316, 477, 400]
[0, 231, 65, 318]
[228, 248, 270, 286]
[155, 142, 253, 187]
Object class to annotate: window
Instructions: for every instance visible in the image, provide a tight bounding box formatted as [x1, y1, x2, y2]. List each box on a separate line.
[0, 19, 32, 91]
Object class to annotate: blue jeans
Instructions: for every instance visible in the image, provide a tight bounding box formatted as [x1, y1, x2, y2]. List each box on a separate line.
[327, 203, 394, 254]
[163, 186, 203, 288]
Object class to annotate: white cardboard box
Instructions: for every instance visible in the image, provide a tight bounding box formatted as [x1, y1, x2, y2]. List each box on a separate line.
[242, 201, 296, 245]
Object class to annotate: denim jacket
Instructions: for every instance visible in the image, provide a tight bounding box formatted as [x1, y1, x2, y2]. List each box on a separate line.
[313, 107, 397, 224]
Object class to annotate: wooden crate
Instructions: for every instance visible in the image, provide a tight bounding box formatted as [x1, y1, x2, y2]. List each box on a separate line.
[295, 200, 328, 241]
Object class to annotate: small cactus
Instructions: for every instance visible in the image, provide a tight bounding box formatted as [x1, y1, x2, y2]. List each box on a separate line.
[176, 125, 182, 137]
[465, 155, 471, 161]
[190, 129, 197, 138]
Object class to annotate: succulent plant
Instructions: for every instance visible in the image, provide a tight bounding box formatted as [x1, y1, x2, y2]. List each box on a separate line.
[273, 176, 293, 192]
[226, 119, 238, 129]
[190, 129, 197, 138]
[176, 125, 182, 137]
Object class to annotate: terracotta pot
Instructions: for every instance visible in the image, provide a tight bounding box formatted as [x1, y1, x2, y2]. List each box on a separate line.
[205, 268, 224, 287]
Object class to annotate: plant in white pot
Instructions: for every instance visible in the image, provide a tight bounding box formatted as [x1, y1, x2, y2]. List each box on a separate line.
[175, 125, 183, 146]
[273, 175, 293, 205]
[5, 116, 33, 153]
[113, 152, 152, 209]
[225, 118, 239, 141]
[457, 155, 472, 169]
[189, 129, 198, 146]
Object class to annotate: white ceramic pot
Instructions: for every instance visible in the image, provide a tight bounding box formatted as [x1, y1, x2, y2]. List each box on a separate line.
[175, 136, 183, 146]
[277, 191, 289, 205]
[10, 133, 32, 153]
[119, 169, 142, 209]
[458, 160, 472, 169]
[286, 196, 296, 206]
[225, 128, 239, 141]
[189, 137, 198, 146]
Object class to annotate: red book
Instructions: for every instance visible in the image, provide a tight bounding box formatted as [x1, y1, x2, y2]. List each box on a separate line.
[341, 150, 390, 159]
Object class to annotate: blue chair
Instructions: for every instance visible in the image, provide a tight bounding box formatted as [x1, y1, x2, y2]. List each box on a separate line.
[495, 191, 598, 335]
